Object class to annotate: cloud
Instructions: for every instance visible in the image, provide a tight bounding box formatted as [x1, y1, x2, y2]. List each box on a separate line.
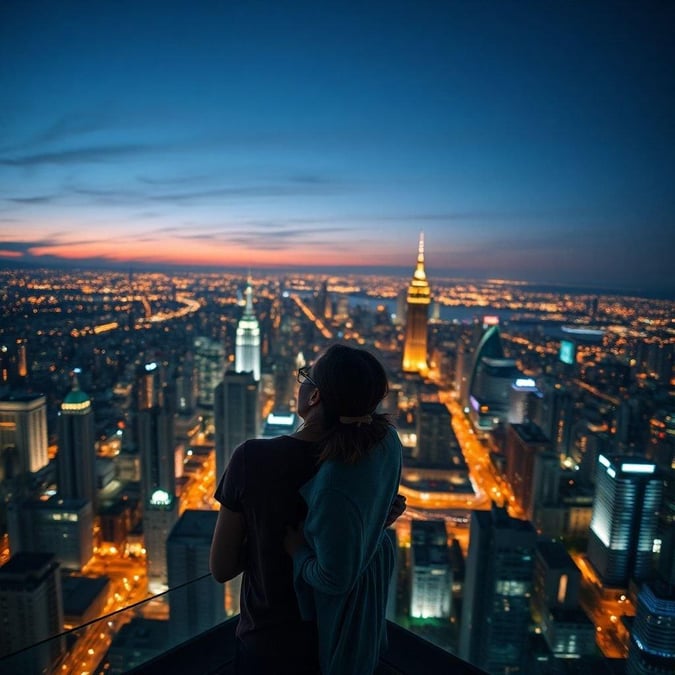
[0, 144, 155, 168]
[0, 112, 117, 154]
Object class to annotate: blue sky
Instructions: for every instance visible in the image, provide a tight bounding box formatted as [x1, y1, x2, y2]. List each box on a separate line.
[1, 1, 674, 294]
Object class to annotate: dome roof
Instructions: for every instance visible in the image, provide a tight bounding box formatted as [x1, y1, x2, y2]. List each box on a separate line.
[63, 388, 90, 405]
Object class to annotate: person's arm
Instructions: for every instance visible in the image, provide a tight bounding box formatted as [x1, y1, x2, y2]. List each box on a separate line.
[210, 505, 246, 583]
[287, 488, 365, 596]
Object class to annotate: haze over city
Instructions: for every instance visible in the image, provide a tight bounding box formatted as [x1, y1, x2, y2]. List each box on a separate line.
[1, 1, 674, 295]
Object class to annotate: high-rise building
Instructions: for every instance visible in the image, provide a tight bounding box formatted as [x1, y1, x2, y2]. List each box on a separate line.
[465, 325, 528, 432]
[402, 233, 431, 375]
[0, 393, 48, 478]
[460, 504, 537, 674]
[7, 496, 94, 570]
[235, 277, 261, 382]
[587, 455, 663, 587]
[136, 362, 178, 591]
[532, 541, 596, 659]
[505, 423, 558, 524]
[214, 370, 259, 480]
[193, 337, 225, 409]
[167, 510, 228, 646]
[0, 552, 65, 674]
[655, 475, 675, 586]
[57, 370, 97, 508]
[414, 401, 458, 467]
[16, 338, 28, 379]
[410, 519, 451, 619]
[627, 580, 675, 675]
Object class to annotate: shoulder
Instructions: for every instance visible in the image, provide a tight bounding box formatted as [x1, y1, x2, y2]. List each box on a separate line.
[232, 435, 304, 461]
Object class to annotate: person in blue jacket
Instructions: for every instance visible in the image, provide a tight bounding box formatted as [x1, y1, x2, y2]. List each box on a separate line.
[284, 343, 403, 675]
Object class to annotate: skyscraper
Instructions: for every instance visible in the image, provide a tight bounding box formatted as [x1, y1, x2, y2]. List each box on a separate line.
[235, 277, 261, 382]
[505, 422, 558, 524]
[402, 233, 431, 375]
[136, 362, 178, 591]
[0, 552, 65, 674]
[0, 392, 48, 477]
[627, 580, 675, 675]
[415, 401, 458, 467]
[214, 370, 259, 480]
[587, 455, 663, 587]
[57, 370, 97, 508]
[193, 337, 225, 409]
[460, 504, 537, 674]
[410, 519, 451, 619]
[167, 510, 228, 646]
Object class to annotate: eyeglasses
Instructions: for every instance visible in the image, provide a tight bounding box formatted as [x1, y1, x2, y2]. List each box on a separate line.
[297, 366, 318, 388]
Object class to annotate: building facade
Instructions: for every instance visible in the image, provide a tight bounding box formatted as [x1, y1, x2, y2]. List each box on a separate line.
[57, 371, 97, 507]
[0, 393, 48, 477]
[460, 505, 537, 674]
[167, 510, 228, 646]
[587, 455, 663, 587]
[214, 370, 260, 480]
[0, 552, 65, 673]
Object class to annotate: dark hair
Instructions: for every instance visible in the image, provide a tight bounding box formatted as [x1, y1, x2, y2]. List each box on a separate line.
[311, 343, 391, 463]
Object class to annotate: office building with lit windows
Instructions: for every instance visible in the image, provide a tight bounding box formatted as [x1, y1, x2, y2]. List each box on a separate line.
[0, 393, 48, 477]
[214, 370, 259, 480]
[402, 233, 431, 375]
[505, 422, 559, 525]
[533, 541, 596, 659]
[193, 337, 225, 409]
[460, 504, 536, 674]
[587, 455, 663, 587]
[0, 553, 65, 673]
[57, 371, 97, 508]
[627, 580, 675, 675]
[235, 277, 261, 382]
[410, 519, 451, 620]
[7, 496, 93, 570]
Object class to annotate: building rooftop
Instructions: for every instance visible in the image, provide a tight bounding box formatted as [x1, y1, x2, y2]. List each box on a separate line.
[0, 551, 55, 576]
[61, 575, 111, 616]
[537, 540, 575, 570]
[169, 509, 218, 540]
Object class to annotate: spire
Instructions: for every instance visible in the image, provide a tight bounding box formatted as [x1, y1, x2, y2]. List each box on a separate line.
[244, 276, 254, 315]
[413, 231, 427, 281]
[71, 367, 81, 392]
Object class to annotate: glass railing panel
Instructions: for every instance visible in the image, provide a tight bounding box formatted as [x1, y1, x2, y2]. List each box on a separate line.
[0, 572, 241, 675]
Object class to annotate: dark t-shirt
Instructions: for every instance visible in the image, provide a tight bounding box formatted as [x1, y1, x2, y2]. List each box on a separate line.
[214, 435, 320, 641]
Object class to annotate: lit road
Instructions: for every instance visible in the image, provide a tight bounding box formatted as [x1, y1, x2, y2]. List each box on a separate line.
[290, 293, 333, 339]
[572, 553, 634, 659]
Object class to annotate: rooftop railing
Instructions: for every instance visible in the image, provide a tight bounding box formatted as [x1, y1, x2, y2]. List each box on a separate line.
[0, 573, 485, 675]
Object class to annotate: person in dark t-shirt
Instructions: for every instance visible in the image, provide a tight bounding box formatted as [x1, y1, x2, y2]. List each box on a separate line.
[211, 433, 322, 674]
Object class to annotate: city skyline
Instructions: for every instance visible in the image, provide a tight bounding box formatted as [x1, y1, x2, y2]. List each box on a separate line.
[1, 1, 674, 295]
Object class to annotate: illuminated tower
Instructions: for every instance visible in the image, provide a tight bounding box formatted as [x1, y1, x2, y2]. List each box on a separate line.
[235, 277, 261, 381]
[57, 369, 97, 508]
[588, 455, 663, 587]
[402, 233, 431, 375]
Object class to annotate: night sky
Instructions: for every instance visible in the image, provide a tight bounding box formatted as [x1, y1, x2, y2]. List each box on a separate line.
[1, 1, 674, 294]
